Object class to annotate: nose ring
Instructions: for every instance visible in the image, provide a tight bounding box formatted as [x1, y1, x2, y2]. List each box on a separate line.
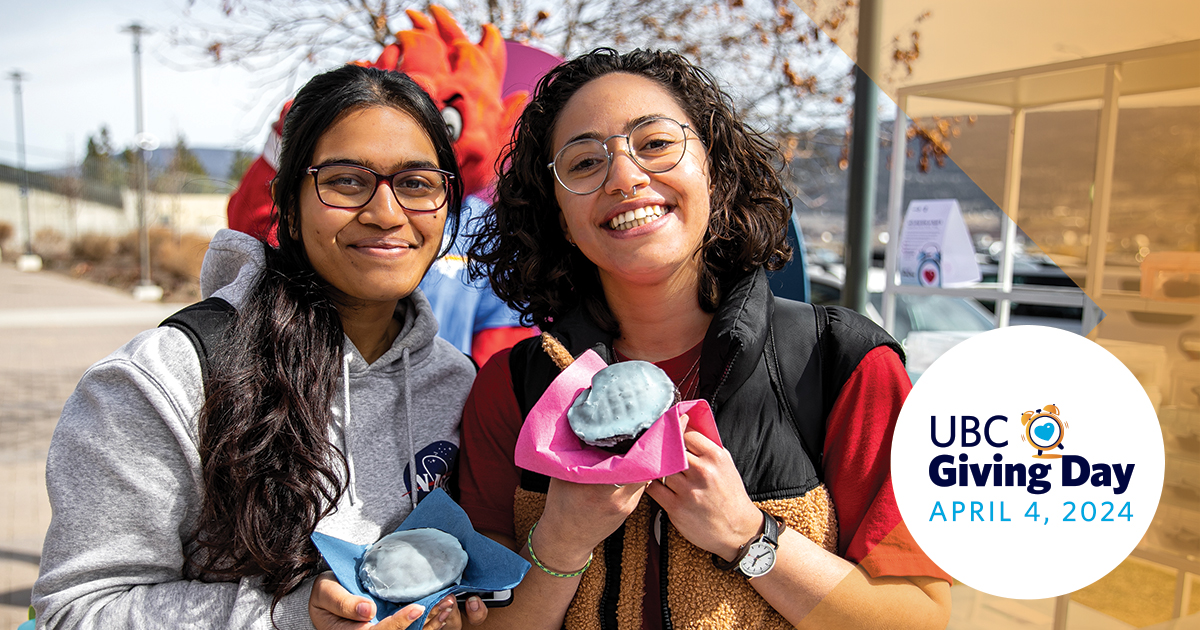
[619, 184, 640, 200]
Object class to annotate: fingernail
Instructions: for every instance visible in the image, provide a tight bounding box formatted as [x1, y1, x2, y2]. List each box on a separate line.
[408, 605, 426, 620]
[468, 597, 481, 612]
[439, 608, 451, 622]
[356, 602, 372, 619]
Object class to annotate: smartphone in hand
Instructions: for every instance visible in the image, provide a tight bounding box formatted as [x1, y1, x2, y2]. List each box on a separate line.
[456, 589, 513, 608]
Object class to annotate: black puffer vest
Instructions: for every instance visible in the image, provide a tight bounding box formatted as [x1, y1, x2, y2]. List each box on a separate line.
[509, 269, 902, 630]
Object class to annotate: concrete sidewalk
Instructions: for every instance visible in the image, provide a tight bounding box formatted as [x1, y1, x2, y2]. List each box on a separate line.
[0, 264, 190, 629]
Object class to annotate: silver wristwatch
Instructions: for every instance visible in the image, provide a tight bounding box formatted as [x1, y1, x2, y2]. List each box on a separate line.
[711, 509, 785, 578]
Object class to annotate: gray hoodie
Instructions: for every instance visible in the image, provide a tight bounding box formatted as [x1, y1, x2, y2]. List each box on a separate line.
[33, 230, 476, 630]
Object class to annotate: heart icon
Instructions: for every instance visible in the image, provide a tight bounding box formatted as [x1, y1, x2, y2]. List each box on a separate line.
[923, 269, 936, 283]
[1034, 422, 1055, 442]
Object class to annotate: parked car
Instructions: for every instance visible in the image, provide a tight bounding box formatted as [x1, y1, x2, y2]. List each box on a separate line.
[806, 267, 996, 381]
[977, 261, 1085, 334]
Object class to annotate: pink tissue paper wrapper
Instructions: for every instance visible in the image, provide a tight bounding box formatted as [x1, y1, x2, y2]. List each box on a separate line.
[514, 349, 723, 484]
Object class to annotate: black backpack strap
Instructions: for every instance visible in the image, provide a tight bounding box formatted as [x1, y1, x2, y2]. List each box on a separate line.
[160, 297, 237, 384]
[764, 300, 828, 470]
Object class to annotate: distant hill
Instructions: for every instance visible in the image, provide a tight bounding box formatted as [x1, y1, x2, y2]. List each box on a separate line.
[39, 146, 248, 182]
[787, 129, 1002, 220]
[146, 147, 247, 186]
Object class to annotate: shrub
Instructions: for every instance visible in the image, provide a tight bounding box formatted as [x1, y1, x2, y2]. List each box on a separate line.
[72, 234, 117, 262]
[155, 232, 209, 280]
[33, 228, 70, 261]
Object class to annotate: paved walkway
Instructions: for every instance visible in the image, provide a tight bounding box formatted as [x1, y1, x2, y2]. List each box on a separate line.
[0, 264, 186, 629]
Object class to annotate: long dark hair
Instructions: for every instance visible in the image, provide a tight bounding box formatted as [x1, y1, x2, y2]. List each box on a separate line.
[469, 48, 791, 333]
[183, 64, 462, 615]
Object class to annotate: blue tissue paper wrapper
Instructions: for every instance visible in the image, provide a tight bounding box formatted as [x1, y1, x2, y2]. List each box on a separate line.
[312, 488, 529, 627]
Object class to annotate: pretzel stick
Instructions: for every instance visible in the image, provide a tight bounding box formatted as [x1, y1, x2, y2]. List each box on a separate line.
[541, 332, 575, 371]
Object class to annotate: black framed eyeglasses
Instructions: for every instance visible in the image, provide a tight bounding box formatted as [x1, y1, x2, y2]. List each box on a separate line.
[307, 164, 455, 212]
[547, 117, 691, 195]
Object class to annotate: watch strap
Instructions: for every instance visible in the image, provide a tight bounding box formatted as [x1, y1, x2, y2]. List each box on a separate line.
[760, 508, 780, 547]
[711, 536, 754, 572]
[711, 509, 775, 572]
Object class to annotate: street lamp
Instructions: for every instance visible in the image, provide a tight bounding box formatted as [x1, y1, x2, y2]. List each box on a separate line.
[123, 22, 162, 301]
[9, 70, 42, 272]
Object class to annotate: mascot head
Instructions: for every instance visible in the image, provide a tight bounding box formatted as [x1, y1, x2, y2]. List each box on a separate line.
[365, 6, 527, 197]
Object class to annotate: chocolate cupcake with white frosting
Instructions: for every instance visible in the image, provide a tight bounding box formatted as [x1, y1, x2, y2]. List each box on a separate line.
[567, 361, 675, 454]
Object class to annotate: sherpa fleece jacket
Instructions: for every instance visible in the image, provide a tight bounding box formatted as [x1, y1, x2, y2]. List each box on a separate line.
[32, 229, 476, 630]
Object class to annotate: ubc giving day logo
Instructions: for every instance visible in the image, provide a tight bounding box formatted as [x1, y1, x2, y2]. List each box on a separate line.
[892, 326, 1165, 599]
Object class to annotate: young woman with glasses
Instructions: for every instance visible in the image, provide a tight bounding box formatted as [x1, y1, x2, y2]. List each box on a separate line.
[34, 65, 487, 630]
[459, 48, 952, 629]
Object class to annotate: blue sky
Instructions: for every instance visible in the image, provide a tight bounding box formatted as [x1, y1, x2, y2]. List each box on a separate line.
[0, 0, 319, 171]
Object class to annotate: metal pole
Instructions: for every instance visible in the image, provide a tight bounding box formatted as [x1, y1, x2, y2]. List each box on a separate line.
[882, 94, 909, 335]
[1082, 63, 1121, 338]
[9, 71, 31, 255]
[124, 22, 160, 300]
[997, 106, 1027, 328]
[843, 0, 881, 314]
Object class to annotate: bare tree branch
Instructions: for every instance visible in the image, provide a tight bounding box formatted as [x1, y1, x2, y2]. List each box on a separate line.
[172, 0, 868, 140]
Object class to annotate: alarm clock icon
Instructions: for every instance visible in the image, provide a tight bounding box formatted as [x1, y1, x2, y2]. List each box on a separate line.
[917, 245, 942, 287]
[1021, 404, 1068, 459]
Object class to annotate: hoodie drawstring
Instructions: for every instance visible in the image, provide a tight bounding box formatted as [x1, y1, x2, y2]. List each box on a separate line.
[401, 347, 419, 511]
[341, 353, 359, 505]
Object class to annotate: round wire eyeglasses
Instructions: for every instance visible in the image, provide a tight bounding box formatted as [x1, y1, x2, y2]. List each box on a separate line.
[547, 117, 691, 195]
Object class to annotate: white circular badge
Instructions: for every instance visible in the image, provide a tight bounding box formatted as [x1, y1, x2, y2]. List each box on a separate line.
[891, 326, 1164, 599]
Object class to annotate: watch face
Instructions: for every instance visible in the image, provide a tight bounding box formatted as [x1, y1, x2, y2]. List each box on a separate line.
[739, 541, 776, 577]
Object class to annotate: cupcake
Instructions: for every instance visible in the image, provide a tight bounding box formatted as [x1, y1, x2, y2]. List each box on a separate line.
[567, 361, 675, 454]
[358, 528, 469, 603]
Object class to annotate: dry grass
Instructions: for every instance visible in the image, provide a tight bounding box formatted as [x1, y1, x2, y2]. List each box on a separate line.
[1071, 558, 1200, 627]
[32, 228, 70, 261]
[72, 233, 118, 262]
[39, 229, 209, 302]
[155, 231, 210, 281]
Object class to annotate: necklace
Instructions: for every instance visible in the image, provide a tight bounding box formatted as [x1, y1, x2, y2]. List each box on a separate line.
[676, 353, 702, 401]
[613, 344, 703, 400]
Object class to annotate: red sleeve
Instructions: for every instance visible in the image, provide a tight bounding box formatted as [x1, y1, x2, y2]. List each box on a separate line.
[822, 346, 951, 582]
[459, 348, 524, 539]
[471, 326, 537, 370]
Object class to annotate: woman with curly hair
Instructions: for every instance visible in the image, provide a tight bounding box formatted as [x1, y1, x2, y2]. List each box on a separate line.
[34, 65, 487, 630]
[459, 48, 952, 629]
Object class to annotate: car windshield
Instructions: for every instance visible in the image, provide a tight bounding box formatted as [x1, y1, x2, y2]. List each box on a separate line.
[868, 293, 994, 341]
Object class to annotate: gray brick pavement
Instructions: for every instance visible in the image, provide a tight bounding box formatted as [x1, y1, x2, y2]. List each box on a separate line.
[0, 263, 192, 629]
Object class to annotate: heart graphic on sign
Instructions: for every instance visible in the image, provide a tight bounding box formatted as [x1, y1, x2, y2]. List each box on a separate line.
[923, 269, 937, 283]
[1034, 422, 1055, 442]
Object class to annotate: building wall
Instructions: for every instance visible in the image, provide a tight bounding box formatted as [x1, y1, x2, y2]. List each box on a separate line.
[0, 181, 229, 243]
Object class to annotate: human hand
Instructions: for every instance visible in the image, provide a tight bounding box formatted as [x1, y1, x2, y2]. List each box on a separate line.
[418, 594, 485, 630]
[309, 571, 425, 629]
[536, 478, 647, 570]
[310, 573, 484, 629]
[456, 595, 490, 627]
[645, 428, 762, 561]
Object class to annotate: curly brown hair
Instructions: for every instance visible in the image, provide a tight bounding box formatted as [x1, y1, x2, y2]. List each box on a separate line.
[469, 48, 792, 333]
